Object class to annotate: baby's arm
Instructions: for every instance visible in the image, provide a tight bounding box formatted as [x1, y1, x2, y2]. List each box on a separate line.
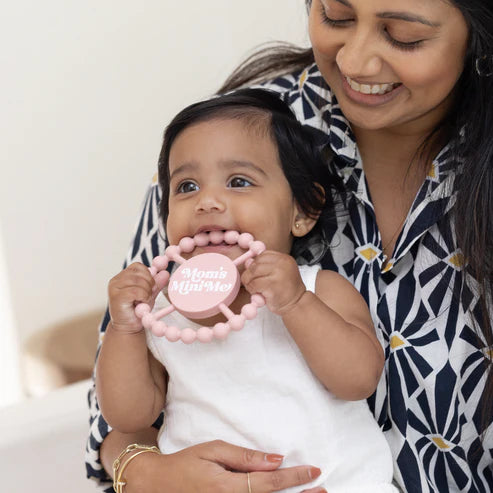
[96, 263, 168, 432]
[242, 251, 384, 401]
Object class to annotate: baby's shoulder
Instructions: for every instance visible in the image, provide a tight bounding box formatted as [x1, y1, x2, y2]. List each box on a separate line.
[315, 268, 362, 301]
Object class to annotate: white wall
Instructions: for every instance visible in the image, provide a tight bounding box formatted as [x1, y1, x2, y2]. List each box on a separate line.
[0, 1, 308, 399]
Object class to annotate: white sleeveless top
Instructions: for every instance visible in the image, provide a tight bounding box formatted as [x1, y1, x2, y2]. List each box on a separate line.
[146, 264, 396, 492]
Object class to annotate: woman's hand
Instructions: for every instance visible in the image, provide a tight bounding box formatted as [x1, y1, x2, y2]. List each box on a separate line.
[241, 251, 307, 317]
[123, 440, 325, 493]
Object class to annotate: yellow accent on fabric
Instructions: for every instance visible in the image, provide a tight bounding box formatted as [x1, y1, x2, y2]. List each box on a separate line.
[382, 262, 393, 273]
[299, 70, 307, 89]
[432, 437, 449, 450]
[448, 252, 464, 268]
[390, 335, 405, 349]
[359, 247, 377, 261]
[428, 163, 436, 179]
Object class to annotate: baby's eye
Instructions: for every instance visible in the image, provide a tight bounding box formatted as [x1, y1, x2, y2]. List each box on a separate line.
[177, 181, 199, 193]
[228, 177, 252, 188]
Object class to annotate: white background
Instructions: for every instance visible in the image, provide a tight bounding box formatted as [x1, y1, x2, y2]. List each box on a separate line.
[0, 0, 309, 406]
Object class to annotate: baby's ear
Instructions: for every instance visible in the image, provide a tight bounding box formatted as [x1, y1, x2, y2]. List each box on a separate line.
[291, 206, 319, 238]
[291, 184, 324, 238]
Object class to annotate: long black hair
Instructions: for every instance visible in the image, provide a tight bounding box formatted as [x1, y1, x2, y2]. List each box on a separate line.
[158, 88, 344, 263]
[219, 0, 493, 428]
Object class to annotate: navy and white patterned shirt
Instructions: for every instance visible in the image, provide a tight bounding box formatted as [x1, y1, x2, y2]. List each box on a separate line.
[86, 64, 493, 492]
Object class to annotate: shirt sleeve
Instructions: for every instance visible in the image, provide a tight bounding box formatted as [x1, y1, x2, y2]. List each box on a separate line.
[85, 178, 165, 489]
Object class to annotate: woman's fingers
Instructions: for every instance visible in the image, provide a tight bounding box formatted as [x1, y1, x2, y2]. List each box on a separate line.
[197, 441, 322, 492]
[198, 440, 284, 472]
[248, 466, 321, 492]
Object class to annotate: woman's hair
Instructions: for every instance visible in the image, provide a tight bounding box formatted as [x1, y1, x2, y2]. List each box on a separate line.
[158, 88, 344, 262]
[219, 0, 493, 430]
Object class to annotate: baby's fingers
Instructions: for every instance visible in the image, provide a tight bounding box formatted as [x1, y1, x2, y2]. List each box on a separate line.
[109, 263, 154, 291]
[241, 258, 272, 288]
[108, 263, 158, 331]
[150, 270, 170, 304]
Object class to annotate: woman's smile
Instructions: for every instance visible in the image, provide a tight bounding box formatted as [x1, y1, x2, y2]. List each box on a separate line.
[341, 72, 404, 106]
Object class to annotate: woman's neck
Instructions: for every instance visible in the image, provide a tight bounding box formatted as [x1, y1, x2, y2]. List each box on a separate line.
[351, 125, 445, 260]
[352, 121, 451, 198]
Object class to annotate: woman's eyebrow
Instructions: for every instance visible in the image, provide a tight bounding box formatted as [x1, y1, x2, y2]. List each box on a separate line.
[332, 0, 440, 28]
[333, 0, 352, 7]
[377, 11, 440, 27]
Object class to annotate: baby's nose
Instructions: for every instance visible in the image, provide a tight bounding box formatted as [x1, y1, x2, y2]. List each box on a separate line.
[195, 191, 226, 213]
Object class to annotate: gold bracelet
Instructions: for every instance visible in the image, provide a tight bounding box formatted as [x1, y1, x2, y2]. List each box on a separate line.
[113, 443, 160, 492]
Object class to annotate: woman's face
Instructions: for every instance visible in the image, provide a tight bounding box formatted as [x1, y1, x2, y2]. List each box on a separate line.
[308, 0, 469, 134]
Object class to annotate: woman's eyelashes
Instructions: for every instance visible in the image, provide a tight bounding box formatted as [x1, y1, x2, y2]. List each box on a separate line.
[319, 5, 425, 52]
[385, 31, 424, 51]
[319, 4, 353, 28]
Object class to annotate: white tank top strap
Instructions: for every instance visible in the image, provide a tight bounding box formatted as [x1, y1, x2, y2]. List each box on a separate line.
[298, 264, 321, 293]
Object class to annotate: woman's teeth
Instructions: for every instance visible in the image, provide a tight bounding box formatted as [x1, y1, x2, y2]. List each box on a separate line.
[345, 76, 399, 95]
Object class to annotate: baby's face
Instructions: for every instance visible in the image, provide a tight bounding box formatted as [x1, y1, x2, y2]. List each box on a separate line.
[166, 118, 300, 259]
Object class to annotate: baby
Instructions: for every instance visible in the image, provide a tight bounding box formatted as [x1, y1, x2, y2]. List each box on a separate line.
[96, 89, 397, 492]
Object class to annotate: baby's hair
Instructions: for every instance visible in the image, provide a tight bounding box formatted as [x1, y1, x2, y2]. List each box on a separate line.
[158, 88, 343, 263]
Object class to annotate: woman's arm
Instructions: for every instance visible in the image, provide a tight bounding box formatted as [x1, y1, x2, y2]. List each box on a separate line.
[242, 251, 384, 401]
[101, 429, 324, 493]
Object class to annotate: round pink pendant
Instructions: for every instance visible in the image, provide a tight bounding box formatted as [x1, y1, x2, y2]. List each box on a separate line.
[168, 253, 240, 319]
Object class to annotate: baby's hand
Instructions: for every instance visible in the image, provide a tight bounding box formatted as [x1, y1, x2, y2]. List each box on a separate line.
[241, 251, 306, 316]
[108, 262, 166, 334]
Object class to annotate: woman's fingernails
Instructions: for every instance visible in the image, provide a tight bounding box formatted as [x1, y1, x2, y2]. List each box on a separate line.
[309, 467, 321, 479]
[265, 453, 284, 463]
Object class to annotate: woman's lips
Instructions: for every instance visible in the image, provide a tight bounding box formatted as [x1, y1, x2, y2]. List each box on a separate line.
[341, 73, 404, 106]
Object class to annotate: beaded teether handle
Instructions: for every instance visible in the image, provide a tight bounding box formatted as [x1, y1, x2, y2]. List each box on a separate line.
[135, 231, 266, 343]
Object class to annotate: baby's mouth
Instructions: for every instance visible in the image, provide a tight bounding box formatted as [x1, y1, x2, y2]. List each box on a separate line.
[345, 75, 402, 95]
[190, 229, 240, 249]
[195, 229, 226, 244]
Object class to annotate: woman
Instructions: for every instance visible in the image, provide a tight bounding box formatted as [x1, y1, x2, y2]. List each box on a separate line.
[86, 1, 493, 492]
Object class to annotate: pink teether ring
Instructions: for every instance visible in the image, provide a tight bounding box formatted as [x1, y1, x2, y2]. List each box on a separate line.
[135, 231, 266, 343]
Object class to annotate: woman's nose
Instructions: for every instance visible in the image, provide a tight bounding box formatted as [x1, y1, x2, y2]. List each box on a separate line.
[194, 189, 226, 214]
[335, 31, 382, 79]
